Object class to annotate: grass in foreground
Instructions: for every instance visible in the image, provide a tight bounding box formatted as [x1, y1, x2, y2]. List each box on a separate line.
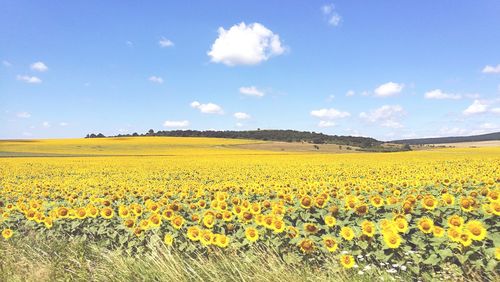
[1, 236, 477, 282]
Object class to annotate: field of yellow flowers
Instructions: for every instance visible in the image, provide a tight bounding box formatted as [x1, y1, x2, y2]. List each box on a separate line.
[0, 137, 499, 281]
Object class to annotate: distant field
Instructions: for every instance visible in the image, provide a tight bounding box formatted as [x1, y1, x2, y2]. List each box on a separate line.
[412, 140, 500, 150]
[230, 141, 361, 153]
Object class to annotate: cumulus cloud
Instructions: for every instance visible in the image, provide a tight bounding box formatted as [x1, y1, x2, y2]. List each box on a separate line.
[239, 86, 265, 97]
[208, 22, 285, 66]
[30, 61, 48, 72]
[310, 108, 350, 119]
[190, 101, 224, 114]
[424, 89, 461, 100]
[491, 108, 500, 114]
[17, 75, 42, 84]
[482, 64, 500, 74]
[374, 82, 404, 97]
[359, 105, 405, 128]
[322, 4, 342, 26]
[318, 120, 336, 127]
[463, 100, 488, 115]
[345, 90, 355, 97]
[163, 120, 190, 128]
[159, 37, 174, 48]
[16, 112, 31, 118]
[148, 76, 164, 84]
[234, 112, 251, 120]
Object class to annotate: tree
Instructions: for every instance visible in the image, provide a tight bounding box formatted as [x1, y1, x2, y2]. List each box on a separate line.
[147, 129, 155, 136]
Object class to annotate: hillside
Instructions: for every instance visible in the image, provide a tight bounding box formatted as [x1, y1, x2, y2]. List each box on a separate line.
[87, 129, 382, 148]
[391, 132, 500, 145]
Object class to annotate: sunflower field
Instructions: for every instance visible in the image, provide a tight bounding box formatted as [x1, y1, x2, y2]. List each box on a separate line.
[0, 138, 499, 280]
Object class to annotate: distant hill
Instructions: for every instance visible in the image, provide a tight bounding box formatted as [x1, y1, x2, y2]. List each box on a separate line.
[86, 129, 382, 148]
[391, 132, 500, 145]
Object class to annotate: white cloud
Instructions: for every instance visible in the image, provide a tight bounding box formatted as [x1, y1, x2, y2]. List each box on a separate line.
[42, 121, 50, 128]
[310, 108, 350, 119]
[59, 122, 68, 126]
[318, 120, 336, 127]
[480, 122, 497, 130]
[490, 107, 500, 114]
[463, 100, 488, 115]
[465, 93, 480, 99]
[346, 90, 355, 97]
[482, 64, 500, 74]
[424, 89, 461, 100]
[163, 120, 190, 128]
[30, 61, 48, 72]
[148, 76, 164, 84]
[236, 122, 243, 128]
[190, 101, 224, 114]
[208, 22, 285, 66]
[360, 105, 405, 128]
[17, 75, 42, 84]
[239, 86, 265, 97]
[16, 112, 31, 118]
[374, 82, 404, 97]
[2, 60, 11, 67]
[234, 112, 251, 120]
[322, 4, 342, 26]
[159, 37, 174, 48]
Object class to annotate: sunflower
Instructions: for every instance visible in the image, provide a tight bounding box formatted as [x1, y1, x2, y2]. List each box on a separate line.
[418, 217, 434, 234]
[447, 227, 461, 242]
[304, 223, 319, 234]
[447, 214, 464, 228]
[298, 238, 315, 253]
[323, 236, 338, 252]
[222, 211, 233, 221]
[441, 193, 455, 206]
[340, 226, 355, 241]
[215, 234, 230, 248]
[421, 195, 438, 210]
[433, 226, 445, 238]
[324, 215, 336, 227]
[162, 209, 175, 220]
[272, 219, 285, 233]
[118, 206, 130, 218]
[2, 228, 13, 240]
[383, 231, 401, 248]
[86, 205, 99, 218]
[495, 247, 500, 260]
[490, 201, 500, 216]
[245, 227, 259, 242]
[465, 220, 487, 241]
[459, 232, 472, 247]
[56, 207, 69, 218]
[460, 197, 474, 212]
[44, 217, 54, 229]
[355, 204, 369, 216]
[171, 215, 185, 229]
[164, 233, 174, 246]
[149, 213, 162, 228]
[287, 226, 299, 239]
[394, 218, 408, 233]
[203, 214, 215, 228]
[200, 230, 213, 246]
[187, 226, 201, 241]
[361, 220, 375, 237]
[100, 207, 114, 219]
[340, 254, 355, 269]
[300, 195, 313, 209]
[370, 195, 384, 208]
[123, 218, 135, 229]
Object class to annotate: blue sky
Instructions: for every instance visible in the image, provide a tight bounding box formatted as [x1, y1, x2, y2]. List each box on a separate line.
[1, 0, 500, 140]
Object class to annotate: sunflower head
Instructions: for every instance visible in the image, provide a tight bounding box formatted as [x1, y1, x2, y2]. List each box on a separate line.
[340, 254, 355, 269]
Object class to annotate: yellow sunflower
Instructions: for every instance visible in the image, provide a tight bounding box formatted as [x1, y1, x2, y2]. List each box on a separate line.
[245, 227, 259, 242]
[340, 226, 355, 241]
[340, 254, 355, 269]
